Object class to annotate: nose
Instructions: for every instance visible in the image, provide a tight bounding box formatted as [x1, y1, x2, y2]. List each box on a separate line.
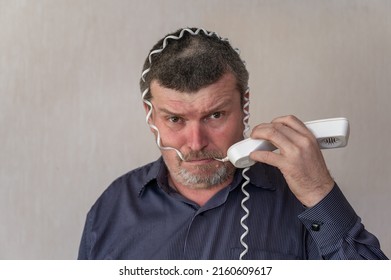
[186, 122, 209, 152]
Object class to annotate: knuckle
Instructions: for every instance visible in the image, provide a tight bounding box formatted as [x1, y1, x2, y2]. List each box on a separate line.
[300, 136, 312, 148]
[265, 126, 279, 139]
[285, 114, 296, 122]
[297, 136, 318, 152]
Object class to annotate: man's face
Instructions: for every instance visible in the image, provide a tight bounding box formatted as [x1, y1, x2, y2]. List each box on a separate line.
[147, 73, 245, 190]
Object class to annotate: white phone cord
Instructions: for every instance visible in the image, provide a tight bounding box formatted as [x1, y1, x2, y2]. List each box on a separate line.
[141, 28, 227, 160]
[140, 28, 251, 259]
[239, 88, 251, 260]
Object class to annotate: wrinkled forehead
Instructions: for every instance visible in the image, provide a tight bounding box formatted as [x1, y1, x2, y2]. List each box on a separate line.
[149, 74, 243, 120]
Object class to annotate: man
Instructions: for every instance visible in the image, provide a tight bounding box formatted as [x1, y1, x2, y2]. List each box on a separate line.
[78, 27, 387, 259]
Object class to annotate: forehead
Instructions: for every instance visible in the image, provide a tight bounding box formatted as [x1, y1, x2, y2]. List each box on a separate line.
[150, 73, 242, 111]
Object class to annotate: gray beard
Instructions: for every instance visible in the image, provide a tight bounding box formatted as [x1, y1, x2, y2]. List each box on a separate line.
[175, 162, 234, 189]
[164, 149, 235, 190]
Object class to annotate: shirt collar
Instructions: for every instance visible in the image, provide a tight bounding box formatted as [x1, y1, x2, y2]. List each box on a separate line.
[138, 157, 166, 197]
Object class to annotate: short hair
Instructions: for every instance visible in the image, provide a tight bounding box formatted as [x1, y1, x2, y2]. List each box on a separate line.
[140, 28, 249, 101]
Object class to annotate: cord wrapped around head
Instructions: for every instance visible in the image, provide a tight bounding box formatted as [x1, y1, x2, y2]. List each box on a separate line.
[139, 28, 252, 259]
[140, 27, 250, 159]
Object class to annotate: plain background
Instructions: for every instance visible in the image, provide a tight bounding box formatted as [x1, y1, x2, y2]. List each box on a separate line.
[0, 0, 390, 259]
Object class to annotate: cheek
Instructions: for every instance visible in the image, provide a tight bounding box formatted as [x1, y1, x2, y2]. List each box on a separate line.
[207, 130, 242, 154]
[159, 129, 186, 148]
[151, 119, 184, 146]
[161, 149, 183, 174]
[215, 118, 245, 142]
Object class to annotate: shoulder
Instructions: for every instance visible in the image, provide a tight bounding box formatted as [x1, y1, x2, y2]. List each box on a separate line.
[87, 159, 161, 217]
[109, 160, 157, 192]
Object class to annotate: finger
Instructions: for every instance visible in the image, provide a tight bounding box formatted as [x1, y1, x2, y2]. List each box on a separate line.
[249, 150, 283, 168]
[272, 115, 316, 140]
[272, 115, 321, 151]
[250, 122, 302, 154]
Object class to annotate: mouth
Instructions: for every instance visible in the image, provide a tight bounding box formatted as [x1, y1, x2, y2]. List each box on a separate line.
[184, 158, 215, 164]
[180, 150, 227, 165]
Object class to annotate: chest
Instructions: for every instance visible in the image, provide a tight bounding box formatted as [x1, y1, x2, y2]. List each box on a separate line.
[94, 185, 305, 259]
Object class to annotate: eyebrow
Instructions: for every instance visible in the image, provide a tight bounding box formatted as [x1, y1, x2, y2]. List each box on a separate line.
[156, 107, 185, 117]
[155, 98, 233, 117]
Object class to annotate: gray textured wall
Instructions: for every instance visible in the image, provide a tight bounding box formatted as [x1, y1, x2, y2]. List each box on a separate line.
[1, 0, 390, 259]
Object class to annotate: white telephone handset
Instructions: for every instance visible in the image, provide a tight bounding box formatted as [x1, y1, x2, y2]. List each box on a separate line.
[225, 117, 350, 168]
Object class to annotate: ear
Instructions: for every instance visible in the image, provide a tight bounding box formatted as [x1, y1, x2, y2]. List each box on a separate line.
[143, 102, 156, 133]
[143, 102, 151, 115]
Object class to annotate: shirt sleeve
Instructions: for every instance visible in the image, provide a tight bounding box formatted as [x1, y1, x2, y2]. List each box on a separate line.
[298, 184, 388, 260]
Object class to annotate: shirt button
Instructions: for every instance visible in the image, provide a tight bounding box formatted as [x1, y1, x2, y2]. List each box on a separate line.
[311, 223, 321, 231]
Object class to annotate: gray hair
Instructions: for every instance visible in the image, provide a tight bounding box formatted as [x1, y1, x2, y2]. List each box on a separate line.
[140, 27, 249, 102]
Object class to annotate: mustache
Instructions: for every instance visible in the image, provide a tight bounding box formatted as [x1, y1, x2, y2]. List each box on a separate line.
[181, 150, 225, 161]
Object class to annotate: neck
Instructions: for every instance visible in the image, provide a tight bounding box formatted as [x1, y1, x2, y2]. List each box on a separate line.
[169, 176, 233, 207]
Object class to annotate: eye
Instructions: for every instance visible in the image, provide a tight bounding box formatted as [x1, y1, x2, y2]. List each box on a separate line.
[210, 112, 223, 119]
[168, 116, 182, 123]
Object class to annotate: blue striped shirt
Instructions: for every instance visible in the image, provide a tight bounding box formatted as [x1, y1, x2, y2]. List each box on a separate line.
[78, 158, 388, 259]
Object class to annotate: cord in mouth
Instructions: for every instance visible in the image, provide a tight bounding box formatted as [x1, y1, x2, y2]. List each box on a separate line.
[213, 157, 229, 162]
